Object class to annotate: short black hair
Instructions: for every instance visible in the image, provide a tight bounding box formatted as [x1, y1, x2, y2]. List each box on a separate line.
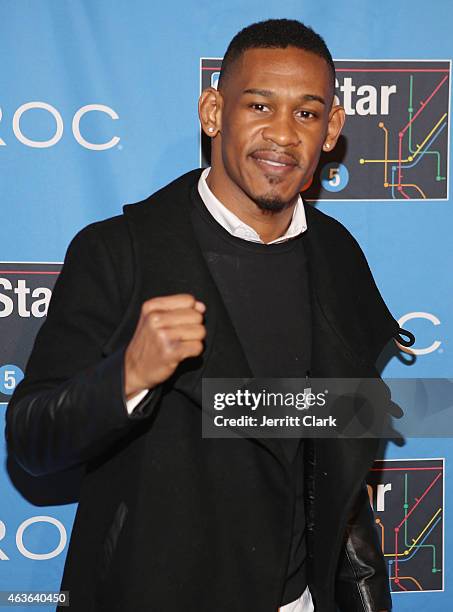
[218, 18, 335, 89]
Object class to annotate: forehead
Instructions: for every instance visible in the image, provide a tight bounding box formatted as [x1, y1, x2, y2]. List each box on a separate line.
[227, 46, 332, 97]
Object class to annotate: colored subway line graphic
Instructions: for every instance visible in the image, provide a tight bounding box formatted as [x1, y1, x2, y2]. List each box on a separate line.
[360, 71, 449, 199]
[367, 459, 444, 593]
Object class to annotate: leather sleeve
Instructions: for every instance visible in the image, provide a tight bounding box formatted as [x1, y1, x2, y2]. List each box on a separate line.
[5, 222, 160, 477]
[335, 483, 392, 611]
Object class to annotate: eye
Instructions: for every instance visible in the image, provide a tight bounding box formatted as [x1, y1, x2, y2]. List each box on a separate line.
[250, 103, 270, 112]
[296, 110, 317, 120]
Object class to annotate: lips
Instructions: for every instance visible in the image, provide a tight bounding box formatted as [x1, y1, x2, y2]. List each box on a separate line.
[250, 150, 299, 174]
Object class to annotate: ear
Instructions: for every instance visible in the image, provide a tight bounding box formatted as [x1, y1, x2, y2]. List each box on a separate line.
[198, 87, 223, 137]
[323, 104, 346, 152]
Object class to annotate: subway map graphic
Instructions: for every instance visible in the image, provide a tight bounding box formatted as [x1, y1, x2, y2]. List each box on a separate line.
[367, 458, 444, 593]
[200, 59, 450, 201]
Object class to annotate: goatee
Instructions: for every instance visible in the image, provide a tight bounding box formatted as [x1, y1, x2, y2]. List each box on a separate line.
[254, 196, 294, 214]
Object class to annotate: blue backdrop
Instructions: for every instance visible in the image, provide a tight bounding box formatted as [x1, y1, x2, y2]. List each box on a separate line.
[1, 1, 451, 610]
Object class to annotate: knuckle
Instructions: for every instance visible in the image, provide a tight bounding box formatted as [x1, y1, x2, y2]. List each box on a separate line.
[163, 342, 179, 363]
[188, 340, 201, 354]
[149, 313, 161, 326]
[182, 294, 196, 306]
[141, 301, 150, 316]
[155, 328, 169, 345]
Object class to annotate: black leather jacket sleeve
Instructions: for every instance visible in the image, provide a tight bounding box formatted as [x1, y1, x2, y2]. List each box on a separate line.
[5, 222, 159, 477]
[335, 483, 392, 611]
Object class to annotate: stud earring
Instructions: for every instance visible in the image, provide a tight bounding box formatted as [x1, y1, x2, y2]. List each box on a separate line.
[324, 143, 330, 150]
[208, 127, 215, 133]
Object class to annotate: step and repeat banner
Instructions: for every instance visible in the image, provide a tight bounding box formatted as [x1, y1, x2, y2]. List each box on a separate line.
[1, 1, 451, 610]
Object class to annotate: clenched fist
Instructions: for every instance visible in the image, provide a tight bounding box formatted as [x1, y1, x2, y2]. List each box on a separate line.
[124, 294, 206, 400]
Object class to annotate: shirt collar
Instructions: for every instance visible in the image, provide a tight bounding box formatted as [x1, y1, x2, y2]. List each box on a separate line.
[197, 167, 307, 245]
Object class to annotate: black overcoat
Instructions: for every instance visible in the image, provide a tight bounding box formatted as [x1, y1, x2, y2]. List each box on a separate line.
[6, 169, 408, 611]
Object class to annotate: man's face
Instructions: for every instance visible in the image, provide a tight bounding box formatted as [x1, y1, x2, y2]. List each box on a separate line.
[207, 47, 343, 212]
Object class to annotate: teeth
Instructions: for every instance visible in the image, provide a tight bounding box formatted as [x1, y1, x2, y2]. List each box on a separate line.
[258, 158, 287, 167]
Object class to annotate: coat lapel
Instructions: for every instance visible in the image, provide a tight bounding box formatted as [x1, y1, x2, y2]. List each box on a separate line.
[123, 171, 288, 465]
[303, 203, 400, 372]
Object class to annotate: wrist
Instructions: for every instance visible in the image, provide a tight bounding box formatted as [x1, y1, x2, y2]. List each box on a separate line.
[124, 351, 147, 400]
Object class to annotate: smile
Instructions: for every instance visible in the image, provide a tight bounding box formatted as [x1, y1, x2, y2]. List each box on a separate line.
[256, 158, 290, 167]
[251, 156, 298, 176]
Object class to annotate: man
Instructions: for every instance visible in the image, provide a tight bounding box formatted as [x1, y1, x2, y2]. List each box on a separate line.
[5, 19, 412, 612]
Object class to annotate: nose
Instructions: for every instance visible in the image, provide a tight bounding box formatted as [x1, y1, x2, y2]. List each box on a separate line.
[262, 111, 301, 148]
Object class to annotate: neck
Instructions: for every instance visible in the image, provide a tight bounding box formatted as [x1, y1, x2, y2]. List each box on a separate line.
[206, 168, 297, 244]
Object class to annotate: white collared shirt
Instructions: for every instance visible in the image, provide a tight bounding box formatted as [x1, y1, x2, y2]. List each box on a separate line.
[198, 167, 307, 244]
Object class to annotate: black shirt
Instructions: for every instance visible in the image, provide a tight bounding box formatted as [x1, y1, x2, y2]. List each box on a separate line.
[190, 187, 310, 606]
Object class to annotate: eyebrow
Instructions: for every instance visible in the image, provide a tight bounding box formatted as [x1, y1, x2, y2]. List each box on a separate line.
[242, 88, 326, 105]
